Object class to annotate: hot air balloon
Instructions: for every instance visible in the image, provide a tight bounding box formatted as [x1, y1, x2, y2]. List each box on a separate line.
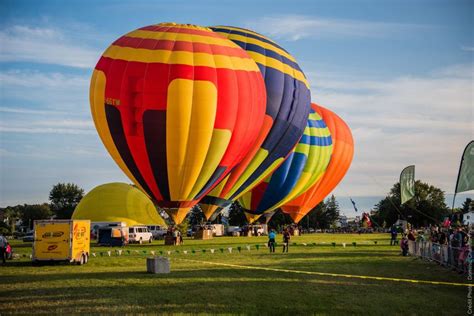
[72, 182, 167, 227]
[200, 26, 311, 219]
[90, 23, 267, 224]
[281, 104, 354, 223]
[239, 104, 333, 223]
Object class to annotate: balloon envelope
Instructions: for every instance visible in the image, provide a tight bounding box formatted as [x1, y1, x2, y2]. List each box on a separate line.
[200, 26, 311, 219]
[73, 182, 167, 227]
[281, 104, 354, 223]
[90, 23, 266, 223]
[239, 104, 333, 219]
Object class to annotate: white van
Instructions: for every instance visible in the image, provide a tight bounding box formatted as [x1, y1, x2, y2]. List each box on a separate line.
[128, 226, 153, 244]
[147, 225, 168, 240]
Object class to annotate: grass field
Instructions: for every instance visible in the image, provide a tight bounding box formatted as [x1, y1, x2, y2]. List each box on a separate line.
[0, 233, 470, 315]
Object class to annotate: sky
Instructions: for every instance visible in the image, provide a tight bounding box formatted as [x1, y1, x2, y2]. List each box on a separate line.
[1, 0, 473, 215]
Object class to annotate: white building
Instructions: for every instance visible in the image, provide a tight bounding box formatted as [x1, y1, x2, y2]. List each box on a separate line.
[463, 211, 474, 226]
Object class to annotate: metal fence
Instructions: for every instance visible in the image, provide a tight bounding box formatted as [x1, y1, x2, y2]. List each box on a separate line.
[407, 240, 472, 272]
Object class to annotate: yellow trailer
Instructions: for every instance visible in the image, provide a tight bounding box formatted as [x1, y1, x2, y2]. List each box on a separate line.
[33, 219, 90, 265]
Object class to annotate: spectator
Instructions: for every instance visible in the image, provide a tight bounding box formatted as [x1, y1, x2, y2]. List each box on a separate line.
[400, 235, 409, 256]
[282, 228, 291, 253]
[268, 230, 276, 253]
[172, 228, 178, 246]
[390, 225, 398, 246]
[0, 235, 7, 264]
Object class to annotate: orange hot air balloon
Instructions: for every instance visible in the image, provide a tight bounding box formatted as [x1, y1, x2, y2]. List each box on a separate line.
[281, 104, 354, 223]
[90, 23, 266, 224]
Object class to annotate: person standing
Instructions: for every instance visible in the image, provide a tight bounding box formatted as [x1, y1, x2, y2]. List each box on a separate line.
[390, 225, 398, 246]
[268, 230, 276, 253]
[0, 235, 7, 264]
[283, 228, 291, 253]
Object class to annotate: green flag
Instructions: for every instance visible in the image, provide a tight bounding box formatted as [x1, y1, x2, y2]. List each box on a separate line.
[400, 165, 415, 205]
[455, 141, 474, 194]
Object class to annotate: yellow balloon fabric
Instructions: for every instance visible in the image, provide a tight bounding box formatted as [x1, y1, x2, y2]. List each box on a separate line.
[73, 183, 166, 227]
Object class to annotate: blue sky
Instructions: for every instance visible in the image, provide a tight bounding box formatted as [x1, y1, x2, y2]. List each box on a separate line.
[1, 0, 473, 215]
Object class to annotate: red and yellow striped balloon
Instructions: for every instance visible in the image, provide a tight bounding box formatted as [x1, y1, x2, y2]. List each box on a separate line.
[90, 23, 266, 224]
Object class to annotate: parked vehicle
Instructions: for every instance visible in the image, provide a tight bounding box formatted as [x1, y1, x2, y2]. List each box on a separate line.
[32, 219, 90, 265]
[226, 226, 241, 236]
[22, 232, 34, 242]
[211, 224, 225, 237]
[128, 226, 153, 244]
[97, 226, 128, 247]
[147, 225, 168, 240]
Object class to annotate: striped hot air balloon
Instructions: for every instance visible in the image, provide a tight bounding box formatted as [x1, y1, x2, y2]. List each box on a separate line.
[281, 104, 354, 223]
[90, 23, 266, 224]
[239, 104, 333, 223]
[200, 26, 311, 219]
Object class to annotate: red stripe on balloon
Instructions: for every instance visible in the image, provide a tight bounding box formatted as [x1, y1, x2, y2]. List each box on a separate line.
[112, 37, 250, 58]
[139, 25, 225, 39]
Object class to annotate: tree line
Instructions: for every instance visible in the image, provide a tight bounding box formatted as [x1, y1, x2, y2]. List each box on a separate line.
[2, 179, 471, 235]
[0, 183, 84, 234]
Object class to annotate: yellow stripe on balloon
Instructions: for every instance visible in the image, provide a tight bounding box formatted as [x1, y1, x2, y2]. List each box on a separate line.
[232, 157, 285, 201]
[246, 51, 309, 89]
[220, 32, 297, 63]
[188, 129, 232, 199]
[125, 29, 239, 49]
[166, 79, 217, 201]
[239, 190, 252, 210]
[225, 148, 269, 198]
[89, 70, 146, 195]
[102, 46, 260, 72]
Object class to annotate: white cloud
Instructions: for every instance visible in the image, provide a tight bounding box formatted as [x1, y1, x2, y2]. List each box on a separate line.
[245, 15, 429, 41]
[0, 125, 95, 135]
[461, 46, 474, 52]
[310, 63, 474, 196]
[0, 25, 101, 68]
[0, 70, 90, 113]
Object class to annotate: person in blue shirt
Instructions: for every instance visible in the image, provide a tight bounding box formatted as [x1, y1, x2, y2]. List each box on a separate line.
[268, 230, 276, 253]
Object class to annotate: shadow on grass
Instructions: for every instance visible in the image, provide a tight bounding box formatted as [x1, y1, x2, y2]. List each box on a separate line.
[0, 269, 467, 315]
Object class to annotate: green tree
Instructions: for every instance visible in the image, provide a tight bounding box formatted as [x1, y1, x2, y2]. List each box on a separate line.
[19, 204, 53, 230]
[227, 202, 247, 226]
[303, 195, 340, 229]
[0, 205, 22, 234]
[49, 183, 84, 219]
[461, 198, 472, 213]
[371, 180, 449, 227]
[187, 205, 205, 227]
[325, 195, 341, 227]
[300, 202, 325, 229]
[267, 209, 293, 230]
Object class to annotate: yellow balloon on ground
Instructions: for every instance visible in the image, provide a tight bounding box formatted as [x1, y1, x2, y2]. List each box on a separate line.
[73, 182, 166, 227]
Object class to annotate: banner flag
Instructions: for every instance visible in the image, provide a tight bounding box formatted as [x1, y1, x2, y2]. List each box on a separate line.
[400, 165, 415, 205]
[455, 141, 474, 194]
[350, 198, 359, 212]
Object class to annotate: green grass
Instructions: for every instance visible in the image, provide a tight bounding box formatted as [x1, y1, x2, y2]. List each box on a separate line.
[0, 233, 470, 315]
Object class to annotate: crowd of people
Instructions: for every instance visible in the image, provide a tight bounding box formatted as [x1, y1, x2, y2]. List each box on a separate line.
[166, 226, 183, 245]
[391, 224, 472, 274]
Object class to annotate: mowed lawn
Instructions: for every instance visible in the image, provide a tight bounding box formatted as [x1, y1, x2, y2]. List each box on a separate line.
[0, 233, 469, 315]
